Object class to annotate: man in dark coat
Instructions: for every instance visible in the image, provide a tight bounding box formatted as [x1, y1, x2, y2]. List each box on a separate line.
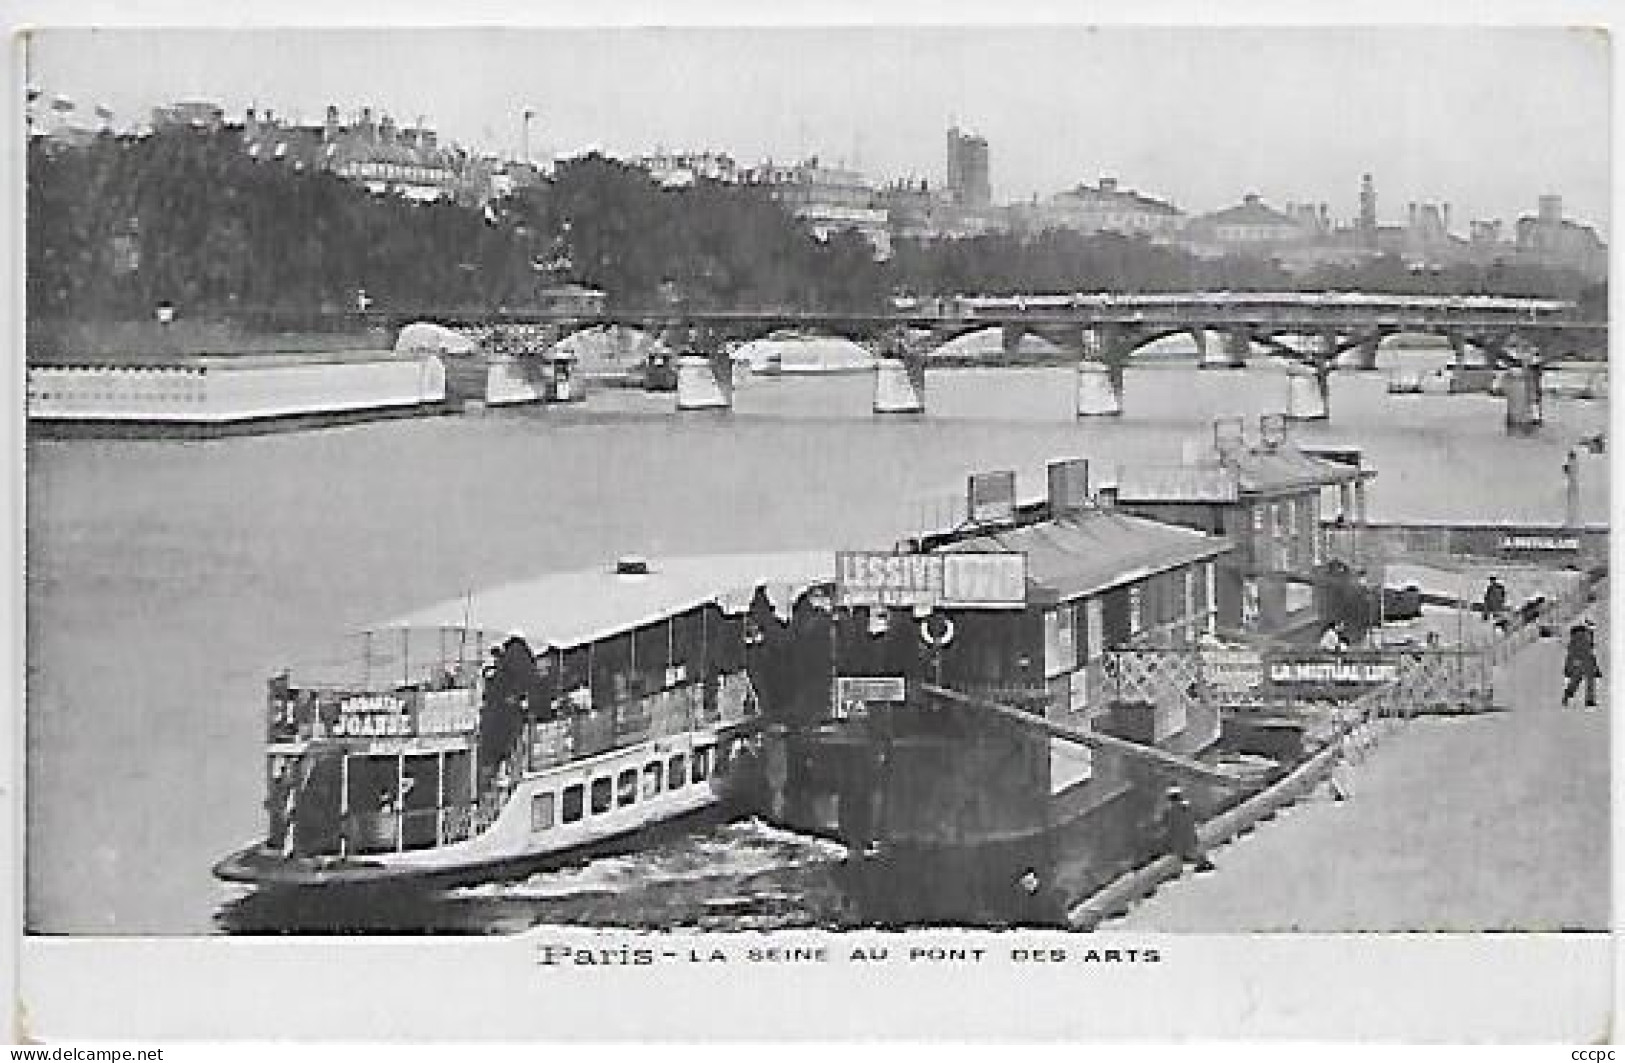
[1481, 576, 1507, 621]
[1563, 621, 1603, 708]
[1160, 786, 1215, 872]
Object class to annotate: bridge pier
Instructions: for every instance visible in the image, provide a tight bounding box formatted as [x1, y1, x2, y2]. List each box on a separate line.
[1352, 335, 1381, 371]
[1285, 361, 1330, 421]
[1074, 325, 1128, 416]
[874, 354, 927, 414]
[1201, 329, 1249, 369]
[675, 351, 735, 411]
[1001, 322, 1025, 360]
[1075, 361, 1124, 416]
[1503, 365, 1544, 434]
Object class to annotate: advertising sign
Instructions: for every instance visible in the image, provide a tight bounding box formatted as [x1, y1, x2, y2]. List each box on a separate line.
[835, 551, 1027, 609]
[1498, 533, 1580, 555]
[835, 552, 943, 608]
[1266, 653, 1400, 698]
[836, 676, 907, 704]
[941, 552, 1027, 607]
[334, 693, 411, 739]
[416, 689, 479, 735]
[1202, 646, 1266, 697]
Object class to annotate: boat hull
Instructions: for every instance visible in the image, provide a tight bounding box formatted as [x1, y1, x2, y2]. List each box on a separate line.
[215, 789, 743, 892]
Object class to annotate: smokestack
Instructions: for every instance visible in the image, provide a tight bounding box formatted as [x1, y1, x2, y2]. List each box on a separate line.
[1214, 417, 1247, 463]
[1259, 413, 1287, 451]
[1408, 202, 1418, 228]
[1047, 458, 1091, 517]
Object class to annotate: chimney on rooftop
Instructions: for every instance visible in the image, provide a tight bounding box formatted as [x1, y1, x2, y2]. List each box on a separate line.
[1214, 417, 1247, 463]
[1259, 413, 1287, 451]
[1046, 458, 1091, 518]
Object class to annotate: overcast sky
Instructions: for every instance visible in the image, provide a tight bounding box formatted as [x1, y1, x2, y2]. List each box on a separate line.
[25, 24, 1611, 233]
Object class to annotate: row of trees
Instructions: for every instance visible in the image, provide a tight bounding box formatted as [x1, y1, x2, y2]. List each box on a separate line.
[26, 129, 889, 326]
[27, 127, 1605, 338]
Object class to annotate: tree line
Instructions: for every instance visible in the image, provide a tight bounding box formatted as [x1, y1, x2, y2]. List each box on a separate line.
[27, 127, 1604, 344]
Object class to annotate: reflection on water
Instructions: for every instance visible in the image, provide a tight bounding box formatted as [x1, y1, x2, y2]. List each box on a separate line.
[216, 818, 852, 935]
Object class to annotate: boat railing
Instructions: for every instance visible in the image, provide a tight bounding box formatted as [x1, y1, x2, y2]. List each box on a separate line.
[511, 671, 759, 775]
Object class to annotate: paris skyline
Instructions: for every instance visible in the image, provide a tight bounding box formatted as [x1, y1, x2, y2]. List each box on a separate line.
[21, 21, 1613, 235]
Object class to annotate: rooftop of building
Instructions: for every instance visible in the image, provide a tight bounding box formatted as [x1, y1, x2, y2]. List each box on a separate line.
[1114, 439, 1368, 506]
[1055, 178, 1183, 216]
[1198, 194, 1300, 227]
[937, 507, 1230, 605]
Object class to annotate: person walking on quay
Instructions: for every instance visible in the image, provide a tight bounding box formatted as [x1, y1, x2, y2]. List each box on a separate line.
[1159, 786, 1215, 873]
[1481, 575, 1507, 623]
[1562, 620, 1603, 709]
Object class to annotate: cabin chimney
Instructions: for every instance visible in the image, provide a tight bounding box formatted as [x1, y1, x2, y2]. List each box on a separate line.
[1046, 458, 1091, 517]
[1259, 413, 1288, 451]
[1213, 417, 1247, 464]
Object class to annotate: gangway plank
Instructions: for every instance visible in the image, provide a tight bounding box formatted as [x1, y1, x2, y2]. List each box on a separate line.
[920, 683, 1250, 790]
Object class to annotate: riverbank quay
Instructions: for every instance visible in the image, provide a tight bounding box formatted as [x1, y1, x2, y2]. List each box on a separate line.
[1083, 594, 1608, 932]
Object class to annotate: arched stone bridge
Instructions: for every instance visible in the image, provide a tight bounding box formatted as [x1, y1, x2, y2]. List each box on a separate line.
[414, 292, 1604, 428]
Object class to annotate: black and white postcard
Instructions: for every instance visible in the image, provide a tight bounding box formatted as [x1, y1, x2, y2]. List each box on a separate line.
[9, 0, 1615, 1044]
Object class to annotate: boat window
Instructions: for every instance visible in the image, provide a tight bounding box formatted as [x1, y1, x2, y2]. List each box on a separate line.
[616, 768, 638, 807]
[642, 763, 663, 799]
[668, 753, 687, 790]
[562, 784, 584, 823]
[691, 745, 713, 784]
[590, 777, 612, 815]
[531, 792, 555, 832]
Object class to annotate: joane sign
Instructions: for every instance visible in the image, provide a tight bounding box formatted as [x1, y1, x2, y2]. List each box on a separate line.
[835, 551, 1027, 609]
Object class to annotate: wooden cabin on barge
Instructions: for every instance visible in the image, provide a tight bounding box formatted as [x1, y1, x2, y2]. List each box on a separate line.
[753, 461, 1240, 924]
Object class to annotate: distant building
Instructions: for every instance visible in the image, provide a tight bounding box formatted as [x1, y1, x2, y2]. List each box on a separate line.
[1514, 194, 1608, 279]
[233, 104, 496, 205]
[1183, 194, 1304, 253]
[878, 177, 1011, 242]
[150, 100, 226, 132]
[945, 126, 991, 207]
[631, 150, 743, 188]
[1111, 417, 1373, 640]
[746, 157, 892, 259]
[1358, 173, 1378, 246]
[1014, 177, 1184, 239]
[27, 91, 113, 147]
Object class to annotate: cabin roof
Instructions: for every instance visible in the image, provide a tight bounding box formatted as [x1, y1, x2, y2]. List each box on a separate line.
[938, 510, 1229, 603]
[1115, 447, 1367, 503]
[381, 551, 835, 649]
[1228, 447, 1369, 494]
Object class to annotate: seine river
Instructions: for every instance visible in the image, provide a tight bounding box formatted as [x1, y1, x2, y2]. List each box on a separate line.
[25, 351, 1608, 934]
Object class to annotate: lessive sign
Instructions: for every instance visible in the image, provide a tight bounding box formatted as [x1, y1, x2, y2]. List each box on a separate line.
[836, 551, 1027, 609]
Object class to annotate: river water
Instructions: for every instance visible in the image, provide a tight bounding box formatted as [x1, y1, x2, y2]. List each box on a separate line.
[24, 351, 1609, 934]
